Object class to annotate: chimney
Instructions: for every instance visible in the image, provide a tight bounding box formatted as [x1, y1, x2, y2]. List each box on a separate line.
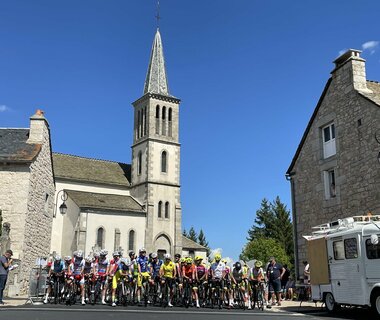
[331, 49, 372, 93]
[27, 109, 49, 144]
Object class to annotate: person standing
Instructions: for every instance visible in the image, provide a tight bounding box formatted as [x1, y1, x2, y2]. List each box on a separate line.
[266, 256, 285, 307]
[0, 249, 13, 305]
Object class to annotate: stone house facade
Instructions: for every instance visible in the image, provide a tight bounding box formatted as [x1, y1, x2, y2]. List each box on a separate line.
[0, 110, 55, 294]
[286, 49, 380, 277]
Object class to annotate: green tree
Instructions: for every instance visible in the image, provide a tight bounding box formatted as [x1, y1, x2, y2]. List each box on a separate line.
[188, 227, 198, 242]
[198, 229, 210, 256]
[240, 237, 291, 267]
[247, 198, 274, 241]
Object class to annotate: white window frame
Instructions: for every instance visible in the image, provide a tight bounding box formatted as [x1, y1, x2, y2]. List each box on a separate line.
[324, 169, 336, 199]
[322, 123, 336, 158]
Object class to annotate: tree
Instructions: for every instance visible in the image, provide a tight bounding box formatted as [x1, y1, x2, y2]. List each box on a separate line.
[188, 227, 198, 242]
[198, 229, 210, 256]
[182, 229, 188, 237]
[240, 237, 291, 267]
[247, 198, 274, 241]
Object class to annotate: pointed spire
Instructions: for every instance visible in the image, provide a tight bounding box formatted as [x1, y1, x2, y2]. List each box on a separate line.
[143, 29, 170, 96]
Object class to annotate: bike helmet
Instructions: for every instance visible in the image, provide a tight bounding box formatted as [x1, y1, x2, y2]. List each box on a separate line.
[75, 250, 83, 258]
[174, 253, 181, 259]
[180, 257, 186, 263]
[151, 253, 158, 259]
[85, 256, 92, 263]
[64, 256, 72, 262]
[164, 253, 171, 260]
[234, 262, 242, 270]
[195, 256, 203, 261]
[222, 259, 227, 264]
[186, 257, 193, 264]
[99, 249, 108, 256]
[112, 251, 121, 257]
[139, 248, 146, 254]
[93, 252, 100, 258]
[129, 251, 135, 258]
[214, 253, 221, 261]
[55, 255, 62, 261]
[255, 260, 263, 268]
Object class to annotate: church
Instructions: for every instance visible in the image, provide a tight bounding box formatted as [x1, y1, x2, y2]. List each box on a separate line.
[0, 27, 206, 295]
[51, 28, 207, 259]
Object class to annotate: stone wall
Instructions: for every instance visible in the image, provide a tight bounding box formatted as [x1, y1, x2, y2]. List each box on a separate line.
[20, 123, 55, 294]
[290, 56, 380, 276]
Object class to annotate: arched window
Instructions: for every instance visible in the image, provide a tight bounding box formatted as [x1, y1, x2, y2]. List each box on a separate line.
[168, 108, 173, 137]
[144, 108, 147, 136]
[161, 151, 167, 173]
[137, 110, 141, 139]
[162, 106, 166, 120]
[165, 202, 169, 219]
[158, 201, 162, 218]
[155, 105, 160, 134]
[140, 109, 144, 137]
[138, 151, 142, 175]
[168, 108, 172, 121]
[114, 228, 121, 251]
[97, 227, 104, 248]
[129, 230, 135, 251]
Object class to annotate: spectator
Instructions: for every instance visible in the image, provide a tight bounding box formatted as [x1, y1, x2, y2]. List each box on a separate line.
[281, 264, 290, 299]
[285, 275, 296, 300]
[0, 249, 13, 305]
[303, 261, 310, 284]
[266, 256, 285, 307]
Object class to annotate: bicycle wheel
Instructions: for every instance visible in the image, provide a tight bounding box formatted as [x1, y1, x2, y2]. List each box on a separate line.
[53, 280, 59, 304]
[257, 288, 264, 310]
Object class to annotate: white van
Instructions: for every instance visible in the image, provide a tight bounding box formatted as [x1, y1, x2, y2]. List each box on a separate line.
[304, 215, 380, 316]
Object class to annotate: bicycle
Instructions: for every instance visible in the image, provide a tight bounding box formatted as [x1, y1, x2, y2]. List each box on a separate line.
[250, 280, 265, 310]
[210, 279, 223, 309]
[182, 277, 193, 308]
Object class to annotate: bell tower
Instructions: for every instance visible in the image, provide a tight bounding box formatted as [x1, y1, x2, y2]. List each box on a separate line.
[131, 28, 182, 255]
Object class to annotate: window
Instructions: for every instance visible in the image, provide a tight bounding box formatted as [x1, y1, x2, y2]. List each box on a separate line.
[129, 230, 135, 251]
[168, 108, 172, 137]
[137, 151, 142, 175]
[155, 105, 160, 134]
[137, 110, 141, 139]
[366, 238, 380, 259]
[161, 151, 167, 173]
[158, 201, 162, 218]
[168, 108, 172, 121]
[162, 106, 166, 120]
[165, 202, 169, 219]
[189, 250, 195, 259]
[344, 238, 358, 259]
[156, 105, 160, 118]
[143, 108, 147, 136]
[324, 169, 336, 199]
[322, 123, 336, 158]
[333, 240, 344, 260]
[97, 227, 105, 248]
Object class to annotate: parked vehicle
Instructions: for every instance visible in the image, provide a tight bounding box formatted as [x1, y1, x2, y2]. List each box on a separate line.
[304, 215, 380, 316]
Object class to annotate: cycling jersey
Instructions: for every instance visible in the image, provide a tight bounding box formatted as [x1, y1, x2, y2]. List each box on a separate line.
[195, 264, 207, 279]
[72, 257, 85, 275]
[161, 261, 175, 278]
[251, 267, 264, 281]
[109, 258, 121, 275]
[150, 259, 163, 277]
[232, 268, 244, 282]
[51, 261, 65, 273]
[97, 257, 109, 275]
[137, 256, 149, 273]
[130, 259, 139, 276]
[182, 264, 195, 278]
[83, 262, 93, 275]
[210, 261, 225, 279]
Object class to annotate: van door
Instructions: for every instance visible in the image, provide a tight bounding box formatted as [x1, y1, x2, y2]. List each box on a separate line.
[328, 235, 365, 305]
[363, 234, 380, 301]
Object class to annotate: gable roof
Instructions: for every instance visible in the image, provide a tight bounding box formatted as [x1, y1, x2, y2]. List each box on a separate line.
[53, 153, 131, 187]
[66, 190, 144, 213]
[182, 236, 208, 251]
[286, 79, 380, 176]
[0, 128, 41, 163]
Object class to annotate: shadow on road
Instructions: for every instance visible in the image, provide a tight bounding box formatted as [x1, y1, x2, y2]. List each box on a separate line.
[280, 305, 374, 319]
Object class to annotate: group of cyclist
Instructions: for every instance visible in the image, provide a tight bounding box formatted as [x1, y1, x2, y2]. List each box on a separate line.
[44, 247, 274, 309]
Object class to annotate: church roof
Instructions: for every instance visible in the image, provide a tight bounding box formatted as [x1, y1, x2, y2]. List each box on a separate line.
[53, 153, 131, 187]
[143, 29, 171, 96]
[182, 236, 208, 251]
[0, 128, 41, 163]
[66, 190, 145, 213]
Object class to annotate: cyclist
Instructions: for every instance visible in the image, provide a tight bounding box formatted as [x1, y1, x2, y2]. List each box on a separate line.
[71, 250, 86, 305]
[193, 256, 207, 308]
[95, 249, 110, 305]
[111, 256, 130, 307]
[222, 259, 233, 308]
[136, 248, 150, 304]
[182, 257, 195, 306]
[44, 255, 65, 304]
[174, 254, 183, 295]
[209, 253, 225, 306]
[250, 260, 266, 306]
[109, 251, 122, 307]
[149, 253, 162, 293]
[231, 261, 251, 309]
[159, 253, 176, 307]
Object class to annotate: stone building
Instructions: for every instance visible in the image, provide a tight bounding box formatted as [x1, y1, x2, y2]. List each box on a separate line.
[50, 28, 206, 260]
[286, 49, 380, 277]
[0, 110, 55, 293]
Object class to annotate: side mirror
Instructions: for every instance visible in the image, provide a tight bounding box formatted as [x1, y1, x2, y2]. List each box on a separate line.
[371, 234, 379, 245]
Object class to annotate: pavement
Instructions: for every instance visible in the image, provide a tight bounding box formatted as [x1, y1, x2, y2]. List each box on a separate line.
[0, 295, 323, 312]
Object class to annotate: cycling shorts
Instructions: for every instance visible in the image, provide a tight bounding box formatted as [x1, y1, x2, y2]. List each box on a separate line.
[137, 272, 150, 287]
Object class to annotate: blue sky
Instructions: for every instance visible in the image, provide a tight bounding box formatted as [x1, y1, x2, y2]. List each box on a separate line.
[1, 1, 380, 260]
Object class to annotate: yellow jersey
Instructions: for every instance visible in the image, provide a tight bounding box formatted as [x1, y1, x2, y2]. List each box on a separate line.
[160, 261, 175, 278]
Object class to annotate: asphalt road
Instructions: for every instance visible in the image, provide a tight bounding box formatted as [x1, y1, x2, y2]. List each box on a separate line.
[0, 305, 375, 320]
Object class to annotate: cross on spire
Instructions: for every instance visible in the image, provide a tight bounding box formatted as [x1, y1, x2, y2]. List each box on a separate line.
[155, 0, 161, 29]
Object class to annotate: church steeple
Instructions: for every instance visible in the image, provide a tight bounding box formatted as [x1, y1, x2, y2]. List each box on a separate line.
[143, 29, 170, 96]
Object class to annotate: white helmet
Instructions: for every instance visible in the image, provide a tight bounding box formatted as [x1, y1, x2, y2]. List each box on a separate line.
[139, 248, 146, 253]
[64, 256, 72, 262]
[75, 250, 83, 258]
[85, 256, 92, 263]
[164, 253, 171, 260]
[151, 253, 158, 259]
[99, 250, 108, 256]
[55, 255, 61, 261]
